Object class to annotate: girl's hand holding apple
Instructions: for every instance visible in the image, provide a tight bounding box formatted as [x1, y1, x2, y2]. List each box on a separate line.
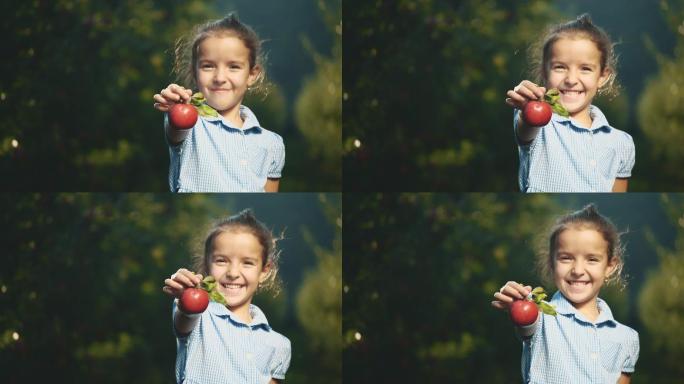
[163, 268, 204, 298]
[153, 84, 194, 112]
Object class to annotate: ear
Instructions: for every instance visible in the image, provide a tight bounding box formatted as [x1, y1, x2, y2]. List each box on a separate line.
[598, 67, 612, 89]
[247, 64, 262, 88]
[258, 260, 272, 284]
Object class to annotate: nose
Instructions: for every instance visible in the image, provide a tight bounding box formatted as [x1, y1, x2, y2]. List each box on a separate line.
[226, 264, 240, 278]
[213, 67, 228, 84]
[570, 260, 585, 276]
[564, 69, 579, 85]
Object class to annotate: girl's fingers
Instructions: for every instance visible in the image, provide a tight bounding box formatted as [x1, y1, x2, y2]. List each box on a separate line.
[194, 274, 203, 285]
[164, 278, 184, 292]
[174, 272, 197, 288]
[510, 281, 531, 297]
[506, 91, 526, 108]
[493, 292, 514, 303]
[160, 88, 183, 103]
[154, 102, 169, 112]
[516, 85, 538, 101]
[491, 300, 507, 310]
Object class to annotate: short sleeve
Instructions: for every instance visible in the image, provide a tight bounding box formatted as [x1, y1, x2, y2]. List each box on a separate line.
[621, 328, 639, 373]
[270, 336, 291, 380]
[616, 133, 635, 178]
[268, 134, 286, 178]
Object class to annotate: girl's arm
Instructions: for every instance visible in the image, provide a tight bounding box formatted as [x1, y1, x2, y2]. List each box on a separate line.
[506, 81, 547, 144]
[612, 178, 628, 192]
[173, 303, 201, 335]
[163, 269, 204, 335]
[264, 178, 280, 192]
[617, 373, 631, 384]
[269, 379, 281, 384]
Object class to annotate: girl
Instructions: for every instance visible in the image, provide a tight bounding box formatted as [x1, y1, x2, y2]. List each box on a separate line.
[162, 209, 290, 383]
[505, 14, 635, 192]
[492, 204, 639, 383]
[153, 14, 285, 193]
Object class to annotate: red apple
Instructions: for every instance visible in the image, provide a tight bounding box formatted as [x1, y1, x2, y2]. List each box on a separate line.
[169, 103, 198, 130]
[510, 299, 539, 326]
[179, 288, 209, 314]
[522, 101, 552, 126]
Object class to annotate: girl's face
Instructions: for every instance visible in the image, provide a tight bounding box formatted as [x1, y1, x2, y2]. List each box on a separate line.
[545, 37, 610, 120]
[196, 35, 260, 118]
[553, 227, 617, 310]
[208, 230, 268, 319]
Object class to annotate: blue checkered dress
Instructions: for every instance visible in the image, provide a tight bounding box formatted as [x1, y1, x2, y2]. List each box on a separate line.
[173, 301, 291, 384]
[520, 291, 639, 384]
[515, 105, 635, 192]
[167, 105, 285, 192]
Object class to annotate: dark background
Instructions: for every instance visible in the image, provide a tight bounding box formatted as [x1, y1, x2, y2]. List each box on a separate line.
[343, 193, 684, 383]
[0, 193, 341, 383]
[343, 0, 684, 191]
[0, 0, 341, 191]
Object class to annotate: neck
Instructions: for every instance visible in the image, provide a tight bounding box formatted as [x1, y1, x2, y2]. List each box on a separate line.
[220, 105, 244, 128]
[573, 297, 600, 322]
[570, 108, 593, 129]
[229, 303, 252, 324]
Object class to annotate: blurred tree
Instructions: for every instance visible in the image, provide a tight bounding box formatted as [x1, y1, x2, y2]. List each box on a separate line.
[343, 193, 560, 382]
[0, 0, 216, 190]
[636, 0, 684, 190]
[294, 194, 342, 383]
[343, 0, 560, 191]
[291, 0, 342, 190]
[636, 194, 684, 383]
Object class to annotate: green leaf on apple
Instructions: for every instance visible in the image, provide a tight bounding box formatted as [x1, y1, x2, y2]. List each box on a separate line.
[544, 89, 570, 117]
[190, 92, 220, 118]
[200, 276, 227, 305]
[539, 301, 558, 316]
[530, 286, 557, 317]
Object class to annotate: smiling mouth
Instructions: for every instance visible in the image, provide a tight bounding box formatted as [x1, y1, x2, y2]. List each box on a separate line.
[566, 280, 590, 286]
[221, 282, 245, 294]
[560, 90, 584, 96]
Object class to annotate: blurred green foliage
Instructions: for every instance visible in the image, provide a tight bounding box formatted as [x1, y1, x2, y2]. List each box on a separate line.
[637, 194, 684, 383]
[343, 0, 559, 191]
[636, 0, 684, 190]
[0, 0, 339, 191]
[343, 193, 683, 383]
[0, 193, 341, 383]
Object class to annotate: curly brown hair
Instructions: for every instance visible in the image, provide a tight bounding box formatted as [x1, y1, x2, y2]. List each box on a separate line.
[172, 13, 269, 95]
[528, 13, 620, 99]
[191, 209, 282, 296]
[536, 204, 627, 290]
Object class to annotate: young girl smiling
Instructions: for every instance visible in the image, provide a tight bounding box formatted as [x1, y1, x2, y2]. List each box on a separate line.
[153, 14, 285, 192]
[506, 14, 635, 192]
[492, 204, 639, 383]
[163, 210, 290, 383]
